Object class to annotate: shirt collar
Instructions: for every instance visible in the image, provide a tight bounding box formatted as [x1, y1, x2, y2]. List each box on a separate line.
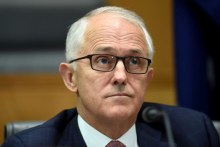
[77, 115, 138, 147]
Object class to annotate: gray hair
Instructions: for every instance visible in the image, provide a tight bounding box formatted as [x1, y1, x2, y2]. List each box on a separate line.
[65, 6, 154, 64]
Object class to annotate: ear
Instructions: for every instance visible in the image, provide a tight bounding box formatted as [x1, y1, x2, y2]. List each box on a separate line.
[146, 67, 154, 82]
[59, 63, 77, 92]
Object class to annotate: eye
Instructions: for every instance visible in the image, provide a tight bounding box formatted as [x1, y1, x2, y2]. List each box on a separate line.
[96, 56, 110, 64]
[129, 57, 140, 65]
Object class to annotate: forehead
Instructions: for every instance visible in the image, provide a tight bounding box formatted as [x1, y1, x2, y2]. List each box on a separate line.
[86, 13, 144, 36]
[81, 13, 147, 55]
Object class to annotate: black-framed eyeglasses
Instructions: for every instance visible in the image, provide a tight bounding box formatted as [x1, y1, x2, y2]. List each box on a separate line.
[69, 54, 152, 74]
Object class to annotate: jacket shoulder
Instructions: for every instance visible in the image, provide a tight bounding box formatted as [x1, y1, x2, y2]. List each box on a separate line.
[139, 102, 220, 147]
[2, 108, 78, 147]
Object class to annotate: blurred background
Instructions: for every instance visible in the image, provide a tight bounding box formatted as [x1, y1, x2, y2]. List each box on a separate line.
[0, 0, 219, 143]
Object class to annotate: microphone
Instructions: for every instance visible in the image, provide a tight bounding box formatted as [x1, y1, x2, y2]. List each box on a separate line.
[142, 106, 175, 147]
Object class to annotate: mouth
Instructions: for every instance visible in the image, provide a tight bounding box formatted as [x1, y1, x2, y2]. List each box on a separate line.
[106, 93, 132, 98]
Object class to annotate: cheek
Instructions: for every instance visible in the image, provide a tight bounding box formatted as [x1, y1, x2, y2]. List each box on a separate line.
[76, 69, 109, 98]
[76, 72, 111, 113]
[131, 76, 148, 93]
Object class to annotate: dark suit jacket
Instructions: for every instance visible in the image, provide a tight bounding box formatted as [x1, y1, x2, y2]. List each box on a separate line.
[2, 102, 220, 147]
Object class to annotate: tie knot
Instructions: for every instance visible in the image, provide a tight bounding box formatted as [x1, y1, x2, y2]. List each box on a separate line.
[106, 140, 126, 147]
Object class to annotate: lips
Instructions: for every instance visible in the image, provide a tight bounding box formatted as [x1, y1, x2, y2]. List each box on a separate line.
[106, 92, 132, 98]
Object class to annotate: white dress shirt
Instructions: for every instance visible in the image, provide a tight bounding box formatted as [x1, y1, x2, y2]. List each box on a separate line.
[78, 115, 139, 147]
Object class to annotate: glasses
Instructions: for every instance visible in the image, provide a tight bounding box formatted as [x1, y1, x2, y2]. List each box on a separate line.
[69, 54, 151, 74]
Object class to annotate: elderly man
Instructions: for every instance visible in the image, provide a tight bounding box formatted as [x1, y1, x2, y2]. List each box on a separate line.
[2, 6, 220, 147]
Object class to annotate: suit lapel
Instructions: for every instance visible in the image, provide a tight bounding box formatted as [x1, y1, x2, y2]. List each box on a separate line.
[57, 111, 87, 146]
[61, 115, 172, 147]
[56, 105, 177, 146]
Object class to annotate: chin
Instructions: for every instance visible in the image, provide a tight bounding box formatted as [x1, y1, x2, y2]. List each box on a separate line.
[107, 107, 135, 119]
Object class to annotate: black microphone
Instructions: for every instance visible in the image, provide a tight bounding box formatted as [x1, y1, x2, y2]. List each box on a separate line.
[142, 106, 175, 147]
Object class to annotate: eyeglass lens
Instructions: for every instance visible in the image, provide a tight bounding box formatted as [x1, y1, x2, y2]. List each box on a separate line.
[90, 54, 149, 73]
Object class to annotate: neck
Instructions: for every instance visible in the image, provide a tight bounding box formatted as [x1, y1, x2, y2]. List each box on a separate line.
[78, 109, 136, 139]
[94, 118, 135, 139]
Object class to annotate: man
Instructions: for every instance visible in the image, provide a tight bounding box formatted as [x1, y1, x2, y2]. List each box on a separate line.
[2, 6, 220, 147]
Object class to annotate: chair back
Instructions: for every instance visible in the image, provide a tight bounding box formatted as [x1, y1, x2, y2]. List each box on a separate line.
[4, 121, 44, 139]
[213, 121, 220, 139]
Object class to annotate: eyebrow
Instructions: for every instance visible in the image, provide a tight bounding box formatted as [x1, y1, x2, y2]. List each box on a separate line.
[93, 47, 145, 56]
[128, 49, 144, 55]
[94, 47, 113, 53]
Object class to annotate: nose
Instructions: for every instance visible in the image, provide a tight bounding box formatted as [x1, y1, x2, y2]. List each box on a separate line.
[111, 60, 128, 85]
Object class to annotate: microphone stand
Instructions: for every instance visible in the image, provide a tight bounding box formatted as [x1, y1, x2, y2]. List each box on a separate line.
[161, 111, 175, 147]
[142, 106, 175, 147]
